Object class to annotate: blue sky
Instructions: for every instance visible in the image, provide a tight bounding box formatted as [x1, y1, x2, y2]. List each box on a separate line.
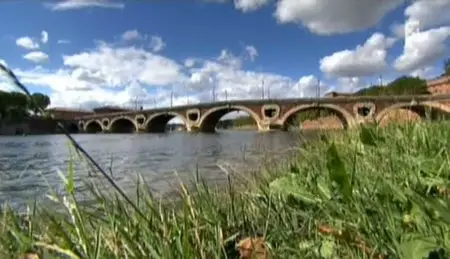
[1, 0, 450, 111]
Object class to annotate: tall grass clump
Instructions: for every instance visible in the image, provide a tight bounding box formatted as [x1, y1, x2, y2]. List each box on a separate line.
[1, 64, 449, 258]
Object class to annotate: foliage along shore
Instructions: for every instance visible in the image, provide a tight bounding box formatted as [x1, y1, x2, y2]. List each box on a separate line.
[0, 90, 50, 123]
[1, 120, 450, 259]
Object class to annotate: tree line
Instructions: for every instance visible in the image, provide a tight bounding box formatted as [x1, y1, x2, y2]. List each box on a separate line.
[444, 58, 450, 77]
[0, 90, 51, 123]
[354, 76, 429, 96]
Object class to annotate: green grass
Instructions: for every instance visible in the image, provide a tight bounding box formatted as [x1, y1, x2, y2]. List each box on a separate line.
[1, 121, 450, 259]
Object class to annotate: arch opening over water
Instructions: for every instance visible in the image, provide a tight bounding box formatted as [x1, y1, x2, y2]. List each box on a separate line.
[145, 112, 187, 133]
[66, 123, 79, 133]
[85, 121, 102, 133]
[199, 106, 259, 133]
[377, 103, 450, 126]
[282, 105, 349, 131]
[110, 118, 137, 133]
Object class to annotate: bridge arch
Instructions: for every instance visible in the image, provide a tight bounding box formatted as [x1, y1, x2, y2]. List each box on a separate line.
[144, 112, 188, 133]
[109, 116, 138, 133]
[281, 104, 356, 130]
[66, 122, 79, 133]
[85, 120, 103, 133]
[376, 101, 450, 125]
[198, 105, 261, 133]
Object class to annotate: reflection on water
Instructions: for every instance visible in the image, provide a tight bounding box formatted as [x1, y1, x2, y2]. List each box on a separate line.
[0, 131, 308, 211]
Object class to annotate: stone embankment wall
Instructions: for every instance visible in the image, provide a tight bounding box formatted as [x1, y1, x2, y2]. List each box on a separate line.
[0, 118, 59, 135]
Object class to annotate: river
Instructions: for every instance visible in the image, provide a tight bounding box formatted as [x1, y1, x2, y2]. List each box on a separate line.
[0, 130, 311, 211]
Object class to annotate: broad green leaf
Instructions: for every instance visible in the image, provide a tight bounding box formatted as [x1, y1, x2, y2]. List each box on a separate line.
[326, 143, 352, 200]
[399, 237, 440, 259]
[319, 239, 335, 258]
[317, 179, 332, 200]
[269, 175, 321, 204]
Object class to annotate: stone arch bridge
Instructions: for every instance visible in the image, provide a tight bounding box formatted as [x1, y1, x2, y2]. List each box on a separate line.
[73, 94, 450, 133]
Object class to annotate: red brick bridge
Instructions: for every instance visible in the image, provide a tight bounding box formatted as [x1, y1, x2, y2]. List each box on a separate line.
[71, 94, 450, 133]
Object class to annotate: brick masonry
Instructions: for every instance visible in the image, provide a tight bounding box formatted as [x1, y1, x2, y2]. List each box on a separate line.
[427, 76, 450, 95]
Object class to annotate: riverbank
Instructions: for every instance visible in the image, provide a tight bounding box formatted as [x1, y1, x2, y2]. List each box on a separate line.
[0, 117, 79, 135]
[1, 121, 450, 258]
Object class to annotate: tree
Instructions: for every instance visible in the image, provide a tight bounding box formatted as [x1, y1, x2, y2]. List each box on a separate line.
[0, 90, 51, 123]
[0, 91, 29, 123]
[31, 92, 51, 114]
[355, 76, 429, 96]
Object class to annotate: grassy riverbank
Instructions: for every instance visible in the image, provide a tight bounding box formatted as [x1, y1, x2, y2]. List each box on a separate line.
[1, 121, 450, 258]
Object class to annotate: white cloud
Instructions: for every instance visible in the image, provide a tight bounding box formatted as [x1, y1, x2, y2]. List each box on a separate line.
[12, 44, 326, 110]
[121, 29, 142, 41]
[149, 36, 166, 52]
[185, 55, 320, 102]
[274, 0, 403, 35]
[403, 0, 450, 31]
[45, 0, 124, 11]
[11, 43, 185, 109]
[184, 58, 197, 68]
[409, 66, 440, 79]
[57, 39, 71, 44]
[334, 77, 366, 93]
[41, 31, 49, 44]
[393, 26, 450, 73]
[14, 67, 147, 109]
[391, 0, 450, 39]
[391, 0, 450, 73]
[234, 0, 270, 12]
[16, 37, 40, 50]
[63, 43, 185, 87]
[390, 22, 405, 38]
[0, 80, 15, 92]
[217, 49, 242, 69]
[292, 75, 328, 97]
[23, 51, 49, 63]
[320, 32, 396, 78]
[245, 45, 258, 61]
[15, 67, 97, 92]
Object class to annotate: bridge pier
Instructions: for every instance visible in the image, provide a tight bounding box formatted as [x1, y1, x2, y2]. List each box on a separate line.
[257, 120, 285, 132]
[136, 128, 147, 133]
[256, 120, 269, 132]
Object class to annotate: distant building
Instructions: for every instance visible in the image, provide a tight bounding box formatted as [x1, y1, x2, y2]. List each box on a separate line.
[427, 76, 450, 95]
[46, 107, 94, 120]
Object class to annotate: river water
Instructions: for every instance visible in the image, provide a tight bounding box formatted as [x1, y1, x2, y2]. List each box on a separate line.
[0, 131, 310, 211]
